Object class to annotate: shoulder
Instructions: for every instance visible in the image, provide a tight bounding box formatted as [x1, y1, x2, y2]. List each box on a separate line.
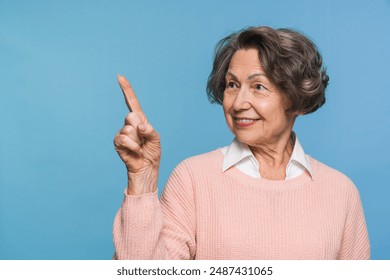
[163, 148, 223, 194]
[309, 156, 360, 196]
[174, 148, 224, 174]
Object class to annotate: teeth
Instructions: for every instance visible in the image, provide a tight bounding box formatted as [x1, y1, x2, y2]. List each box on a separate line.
[236, 118, 255, 123]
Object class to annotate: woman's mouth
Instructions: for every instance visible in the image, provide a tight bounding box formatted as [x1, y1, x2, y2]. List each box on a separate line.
[234, 118, 260, 127]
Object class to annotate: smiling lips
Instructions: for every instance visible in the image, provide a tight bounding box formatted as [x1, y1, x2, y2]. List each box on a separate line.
[234, 117, 260, 127]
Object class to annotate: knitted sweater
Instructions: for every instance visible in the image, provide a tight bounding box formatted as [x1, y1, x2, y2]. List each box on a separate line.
[113, 149, 370, 259]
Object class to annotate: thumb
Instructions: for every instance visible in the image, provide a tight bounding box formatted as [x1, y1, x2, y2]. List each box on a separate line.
[137, 123, 147, 133]
[137, 123, 159, 141]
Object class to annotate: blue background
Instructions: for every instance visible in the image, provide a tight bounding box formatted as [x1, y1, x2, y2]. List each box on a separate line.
[0, 0, 389, 259]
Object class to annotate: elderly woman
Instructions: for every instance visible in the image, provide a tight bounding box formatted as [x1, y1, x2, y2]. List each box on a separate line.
[112, 26, 370, 259]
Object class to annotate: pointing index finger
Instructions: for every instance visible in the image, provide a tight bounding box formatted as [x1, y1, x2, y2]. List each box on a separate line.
[117, 74, 143, 113]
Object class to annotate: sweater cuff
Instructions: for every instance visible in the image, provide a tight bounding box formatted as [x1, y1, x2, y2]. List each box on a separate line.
[122, 188, 159, 207]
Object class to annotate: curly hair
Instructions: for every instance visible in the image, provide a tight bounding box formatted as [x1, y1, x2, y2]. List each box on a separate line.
[206, 26, 329, 115]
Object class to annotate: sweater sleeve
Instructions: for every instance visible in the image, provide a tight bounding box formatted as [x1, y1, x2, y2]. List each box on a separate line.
[337, 184, 370, 260]
[112, 161, 196, 259]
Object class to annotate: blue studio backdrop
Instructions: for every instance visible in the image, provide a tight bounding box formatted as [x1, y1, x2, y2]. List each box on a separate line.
[0, 0, 389, 259]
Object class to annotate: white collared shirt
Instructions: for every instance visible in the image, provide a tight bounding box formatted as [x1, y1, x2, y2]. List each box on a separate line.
[221, 134, 313, 180]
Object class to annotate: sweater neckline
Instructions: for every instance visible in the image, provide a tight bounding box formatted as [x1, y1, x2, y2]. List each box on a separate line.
[216, 148, 317, 191]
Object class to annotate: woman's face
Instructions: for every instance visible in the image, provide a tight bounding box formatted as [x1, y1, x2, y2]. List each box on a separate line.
[223, 48, 296, 147]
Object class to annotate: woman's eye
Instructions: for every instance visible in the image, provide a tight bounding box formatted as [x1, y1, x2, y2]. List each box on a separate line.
[255, 84, 265, 91]
[227, 81, 237, 89]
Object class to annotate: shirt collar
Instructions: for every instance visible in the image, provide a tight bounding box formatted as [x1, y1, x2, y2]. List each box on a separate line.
[221, 134, 314, 179]
[287, 134, 313, 178]
[222, 137, 256, 172]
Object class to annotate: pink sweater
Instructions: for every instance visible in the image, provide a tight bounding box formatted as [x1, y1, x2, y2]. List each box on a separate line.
[113, 149, 370, 259]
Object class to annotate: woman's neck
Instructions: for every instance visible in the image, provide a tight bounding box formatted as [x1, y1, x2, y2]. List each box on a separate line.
[249, 132, 294, 180]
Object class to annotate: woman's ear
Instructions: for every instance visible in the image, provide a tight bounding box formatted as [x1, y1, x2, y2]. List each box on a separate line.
[286, 109, 303, 117]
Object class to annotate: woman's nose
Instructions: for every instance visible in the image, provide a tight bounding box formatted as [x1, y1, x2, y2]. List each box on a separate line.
[233, 87, 251, 111]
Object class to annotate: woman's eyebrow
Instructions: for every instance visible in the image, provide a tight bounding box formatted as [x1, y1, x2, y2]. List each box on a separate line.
[226, 71, 267, 81]
[225, 71, 238, 80]
[248, 73, 267, 80]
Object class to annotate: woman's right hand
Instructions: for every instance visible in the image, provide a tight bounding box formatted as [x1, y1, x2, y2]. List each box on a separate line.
[113, 75, 161, 195]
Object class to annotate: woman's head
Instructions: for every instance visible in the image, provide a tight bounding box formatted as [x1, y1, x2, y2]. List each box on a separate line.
[207, 26, 329, 115]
